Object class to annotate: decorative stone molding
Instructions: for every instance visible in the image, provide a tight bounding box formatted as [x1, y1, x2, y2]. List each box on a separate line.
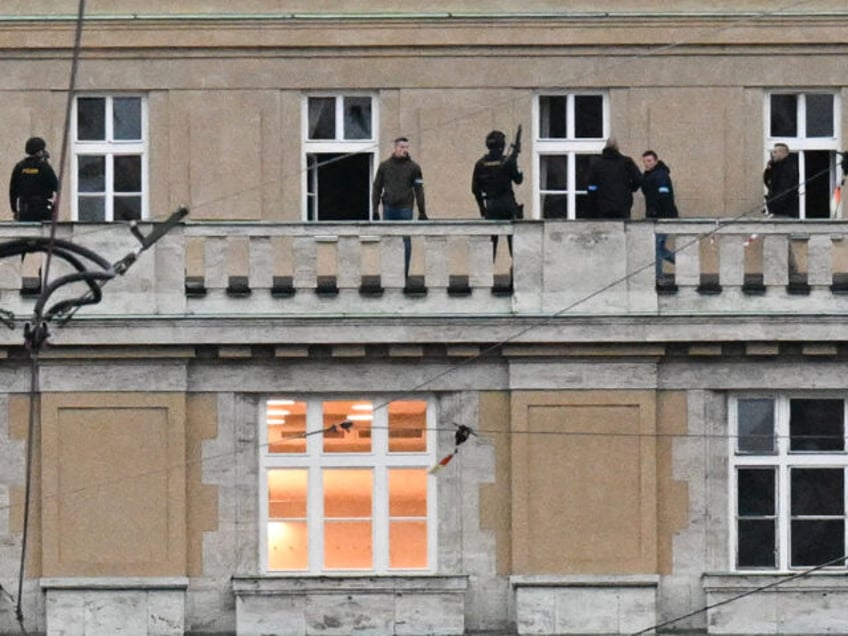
[232, 575, 468, 636]
[511, 575, 659, 635]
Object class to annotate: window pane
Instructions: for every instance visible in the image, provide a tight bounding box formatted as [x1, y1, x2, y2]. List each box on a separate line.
[737, 519, 776, 568]
[325, 521, 372, 569]
[388, 401, 427, 452]
[78, 196, 105, 222]
[323, 469, 372, 518]
[770, 94, 797, 137]
[324, 468, 373, 569]
[390, 521, 427, 569]
[540, 155, 568, 190]
[791, 468, 843, 516]
[113, 155, 141, 192]
[343, 96, 371, 140]
[78, 155, 105, 193]
[114, 196, 141, 221]
[575, 154, 596, 190]
[738, 468, 775, 516]
[574, 95, 604, 138]
[308, 97, 336, 140]
[803, 150, 834, 220]
[791, 520, 844, 567]
[539, 96, 566, 139]
[113, 97, 142, 140]
[323, 400, 370, 453]
[790, 398, 844, 451]
[806, 94, 834, 138]
[389, 469, 427, 516]
[575, 193, 592, 219]
[267, 399, 307, 454]
[77, 97, 105, 140]
[268, 469, 307, 518]
[268, 521, 308, 570]
[738, 399, 775, 453]
[541, 193, 567, 219]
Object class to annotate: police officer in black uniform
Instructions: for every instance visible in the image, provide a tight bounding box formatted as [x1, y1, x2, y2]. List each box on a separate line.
[472, 129, 523, 258]
[9, 137, 58, 222]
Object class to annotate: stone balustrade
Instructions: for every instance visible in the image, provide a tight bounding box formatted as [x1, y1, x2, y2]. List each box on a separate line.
[0, 218, 846, 322]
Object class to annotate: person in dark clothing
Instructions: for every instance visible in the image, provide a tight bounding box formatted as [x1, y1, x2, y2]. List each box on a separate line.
[763, 142, 799, 217]
[471, 129, 523, 258]
[372, 137, 427, 277]
[9, 136, 58, 222]
[641, 150, 679, 280]
[586, 138, 641, 219]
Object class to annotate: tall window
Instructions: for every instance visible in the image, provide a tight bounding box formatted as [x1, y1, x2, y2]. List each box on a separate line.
[730, 396, 848, 571]
[765, 92, 841, 219]
[533, 93, 608, 219]
[261, 397, 436, 573]
[72, 95, 147, 221]
[303, 95, 376, 221]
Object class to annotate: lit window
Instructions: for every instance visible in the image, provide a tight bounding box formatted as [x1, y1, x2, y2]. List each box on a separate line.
[303, 95, 376, 221]
[262, 397, 434, 573]
[72, 95, 147, 221]
[764, 92, 841, 219]
[731, 396, 848, 570]
[534, 93, 608, 219]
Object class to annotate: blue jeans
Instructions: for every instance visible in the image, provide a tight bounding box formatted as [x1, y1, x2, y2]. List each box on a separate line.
[383, 206, 413, 277]
[655, 233, 675, 278]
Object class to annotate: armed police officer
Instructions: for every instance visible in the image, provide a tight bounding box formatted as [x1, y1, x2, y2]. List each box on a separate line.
[472, 128, 523, 258]
[9, 137, 58, 222]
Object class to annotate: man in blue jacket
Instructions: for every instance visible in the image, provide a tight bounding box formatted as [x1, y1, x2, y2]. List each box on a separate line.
[640, 150, 679, 280]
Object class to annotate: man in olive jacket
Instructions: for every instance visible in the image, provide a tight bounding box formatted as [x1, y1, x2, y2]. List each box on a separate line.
[372, 137, 427, 277]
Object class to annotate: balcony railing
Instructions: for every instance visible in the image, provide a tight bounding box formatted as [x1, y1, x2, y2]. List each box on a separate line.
[1, 219, 847, 321]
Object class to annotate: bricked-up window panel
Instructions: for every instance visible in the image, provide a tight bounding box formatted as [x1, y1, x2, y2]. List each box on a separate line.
[765, 92, 841, 219]
[304, 94, 376, 221]
[73, 95, 147, 221]
[262, 397, 434, 573]
[535, 92, 608, 220]
[731, 396, 848, 571]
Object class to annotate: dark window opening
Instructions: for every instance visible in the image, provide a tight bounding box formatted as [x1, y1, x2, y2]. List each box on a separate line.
[307, 153, 371, 222]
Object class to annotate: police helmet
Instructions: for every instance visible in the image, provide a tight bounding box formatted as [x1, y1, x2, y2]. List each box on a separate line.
[25, 137, 46, 156]
[485, 130, 506, 151]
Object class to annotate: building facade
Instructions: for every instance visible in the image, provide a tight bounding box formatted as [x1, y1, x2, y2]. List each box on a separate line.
[0, 2, 847, 634]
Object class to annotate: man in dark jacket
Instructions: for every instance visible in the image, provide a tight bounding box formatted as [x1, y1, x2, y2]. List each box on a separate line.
[763, 143, 799, 217]
[586, 138, 641, 219]
[9, 136, 58, 222]
[641, 150, 679, 280]
[372, 137, 427, 277]
[472, 129, 523, 258]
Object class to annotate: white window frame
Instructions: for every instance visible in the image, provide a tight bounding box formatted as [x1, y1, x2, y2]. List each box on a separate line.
[71, 94, 148, 221]
[763, 91, 842, 219]
[301, 93, 378, 221]
[532, 92, 609, 220]
[729, 394, 848, 572]
[259, 396, 437, 574]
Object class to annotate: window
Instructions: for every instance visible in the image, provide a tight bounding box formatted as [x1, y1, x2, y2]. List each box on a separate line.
[72, 96, 147, 221]
[303, 95, 376, 221]
[533, 93, 608, 219]
[731, 396, 848, 571]
[765, 92, 841, 219]
[261, 397, 436, 573]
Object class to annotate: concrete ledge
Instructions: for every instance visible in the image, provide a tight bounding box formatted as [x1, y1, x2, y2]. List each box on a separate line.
[703, 572, 848, 635]
[233, 575, 468, 636]
[510, 575, 659, 635]
[41, 578, 188, 636]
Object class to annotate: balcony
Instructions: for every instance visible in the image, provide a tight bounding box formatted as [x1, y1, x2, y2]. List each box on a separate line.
[1, 219, 847, 327]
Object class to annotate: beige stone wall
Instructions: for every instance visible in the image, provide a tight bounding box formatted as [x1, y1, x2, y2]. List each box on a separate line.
[506, 391, 688, 574]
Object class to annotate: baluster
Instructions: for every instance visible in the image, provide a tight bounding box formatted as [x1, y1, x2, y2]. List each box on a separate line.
[675, 233, 700, 286]
[718, 234, 745, 288]
[763, 234, 789, 287]
[337, 236, 361, 289]
[807, 234, 832, 286]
